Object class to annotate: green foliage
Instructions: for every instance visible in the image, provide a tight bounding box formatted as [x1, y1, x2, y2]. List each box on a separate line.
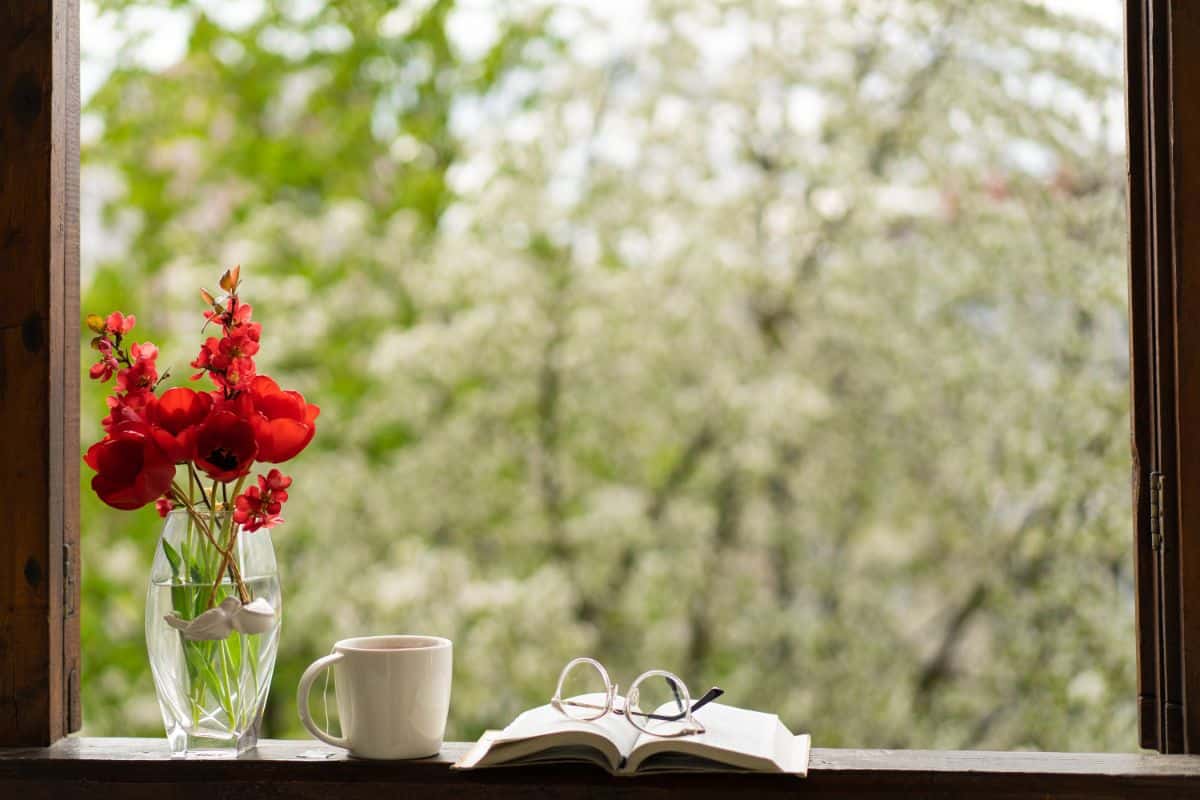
[81, 0, 1133, 750]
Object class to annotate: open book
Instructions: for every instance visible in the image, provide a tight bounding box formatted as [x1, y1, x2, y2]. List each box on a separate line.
[452, 693, 810, 776]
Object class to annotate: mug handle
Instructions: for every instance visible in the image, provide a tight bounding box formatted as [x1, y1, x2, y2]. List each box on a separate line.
[297, 652, 348, 748]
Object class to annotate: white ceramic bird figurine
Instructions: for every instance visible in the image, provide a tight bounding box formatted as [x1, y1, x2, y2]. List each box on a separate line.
[164, 596, 276, 641]
[231, 597, 276, 635]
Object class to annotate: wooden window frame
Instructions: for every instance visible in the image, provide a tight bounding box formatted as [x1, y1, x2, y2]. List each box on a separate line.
[1, 0, 1198, 795]
[0, 0, 80, 748]
[1129, 0, 1200, 756]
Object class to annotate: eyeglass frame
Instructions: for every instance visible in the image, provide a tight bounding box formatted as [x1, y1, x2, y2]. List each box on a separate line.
[549, 656, 724, 737]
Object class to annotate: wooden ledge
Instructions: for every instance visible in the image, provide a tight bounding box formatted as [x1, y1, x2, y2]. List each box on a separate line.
[0, 738, 1197, 798]
[2, 739, 1199, 798]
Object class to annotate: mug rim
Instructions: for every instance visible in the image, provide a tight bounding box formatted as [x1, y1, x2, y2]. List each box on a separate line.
[334, 634, 452, 653]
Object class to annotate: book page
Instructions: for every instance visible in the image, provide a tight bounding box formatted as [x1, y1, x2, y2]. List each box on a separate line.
[496, 693, 640, 751]
[452, 693, 640, 772]
[625, 702, 809, 775]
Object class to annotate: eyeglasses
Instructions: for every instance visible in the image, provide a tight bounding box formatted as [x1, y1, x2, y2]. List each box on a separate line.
[550, 656, 724, 737]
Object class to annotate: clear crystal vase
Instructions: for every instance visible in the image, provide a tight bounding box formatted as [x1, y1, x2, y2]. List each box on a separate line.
[145, 508, 282, 757]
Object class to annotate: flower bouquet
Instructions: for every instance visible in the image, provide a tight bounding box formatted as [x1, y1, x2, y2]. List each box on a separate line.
[83, 266, 318, 756]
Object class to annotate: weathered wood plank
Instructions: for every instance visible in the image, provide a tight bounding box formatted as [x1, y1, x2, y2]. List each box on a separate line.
[61, 0, 81, 737]
[0, 0, 80, 746]
[1, 740, 1198, 799]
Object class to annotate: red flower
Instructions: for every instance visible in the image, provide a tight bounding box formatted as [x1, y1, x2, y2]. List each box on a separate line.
[206, 299, 257, 332]
[105, 311, 136, 335]
[222, 356, 257, 390]
[89, 339, 120, 382]
[193, 411, 258, 481]
[148, 387, 213, 463]
[101, 389, 154, 432]
[115, 341, 159, 393]
[131, 341, 157, 360]
[233, 469, 292, 532]
[262, 468, 292, 493]
[190, 318, 260, 391]
[219, 327, 260, 360]
[83, 425, 175, 511]
[232, 301, 254, 325]
[89, 357, 118, 382]
[243, 376, 320, 463]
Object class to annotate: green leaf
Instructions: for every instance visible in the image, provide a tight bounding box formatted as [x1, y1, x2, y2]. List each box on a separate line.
[226, 627, 243, 675]
[161, 539, 182, 580]
[183, 641, 230, 716]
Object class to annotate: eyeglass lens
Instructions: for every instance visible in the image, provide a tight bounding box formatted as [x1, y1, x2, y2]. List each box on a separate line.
[627, 671, 694, 736]
[555, 658, 612, 721]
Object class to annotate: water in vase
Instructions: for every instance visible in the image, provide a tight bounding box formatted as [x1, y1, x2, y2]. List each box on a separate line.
[146, 574, 282, 757]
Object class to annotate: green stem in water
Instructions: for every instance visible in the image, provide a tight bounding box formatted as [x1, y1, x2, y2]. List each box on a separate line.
[217, 639, 237, 725]
[168, 484, 248, 607]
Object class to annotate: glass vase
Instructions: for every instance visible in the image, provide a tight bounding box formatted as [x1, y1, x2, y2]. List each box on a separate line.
[145, 508, 282, 757]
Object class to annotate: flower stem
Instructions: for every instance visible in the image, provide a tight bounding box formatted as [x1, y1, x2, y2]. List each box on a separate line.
[168, 483, 248, 606]
[207, 475, 250, 607]
[188, 464, 212, 510]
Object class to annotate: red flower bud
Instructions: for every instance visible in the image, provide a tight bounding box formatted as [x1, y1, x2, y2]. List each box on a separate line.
[156, 496, 175, 518]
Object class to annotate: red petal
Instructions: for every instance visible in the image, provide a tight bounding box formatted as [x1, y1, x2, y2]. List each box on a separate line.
[92, 437, 142, 483]
[83, 438, 108, 471]
[91, 474, 142, 510]
[254, 417, 313, 463]
[133, 460, 175, 508]
[250, 375, 281, 397]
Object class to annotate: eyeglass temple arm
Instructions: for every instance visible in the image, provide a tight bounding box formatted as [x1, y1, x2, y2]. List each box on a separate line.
[640, 687, 724, 722]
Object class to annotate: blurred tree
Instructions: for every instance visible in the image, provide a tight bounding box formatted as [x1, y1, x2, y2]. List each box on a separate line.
[81, 0, 1132, 750]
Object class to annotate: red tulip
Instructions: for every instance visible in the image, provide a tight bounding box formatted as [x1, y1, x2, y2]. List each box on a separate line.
[193, 411, 258, 481]
[83, 426, 175, 511]
[244, 376, 320, 463]
[148, 387, 213, 463]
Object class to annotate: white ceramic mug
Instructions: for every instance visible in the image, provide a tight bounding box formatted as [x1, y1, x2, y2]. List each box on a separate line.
[297, 634, 452, 759]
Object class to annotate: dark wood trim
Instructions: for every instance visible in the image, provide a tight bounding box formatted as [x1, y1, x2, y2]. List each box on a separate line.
[1125, 0, 1160, 752]
[1129, 0, 1200, 754]
[1149, 0, 1184, 754]
[1166, 0, 1200, 755]
[0, 0, 81, 746]
[0, 739, 1197, 799]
